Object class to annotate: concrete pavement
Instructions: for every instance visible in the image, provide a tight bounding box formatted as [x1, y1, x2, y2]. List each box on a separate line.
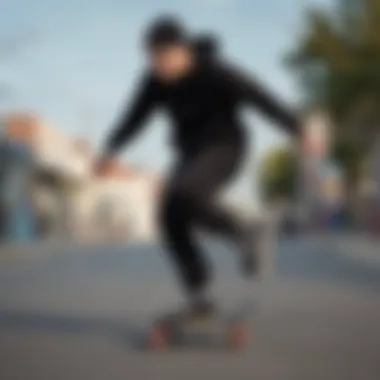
[0, 236, 379, 380]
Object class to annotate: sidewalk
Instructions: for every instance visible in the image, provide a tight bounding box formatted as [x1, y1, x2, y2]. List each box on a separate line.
[327, 233, 380, 263]
[0, 241, 100, 266]
[0, 239, 157, 266]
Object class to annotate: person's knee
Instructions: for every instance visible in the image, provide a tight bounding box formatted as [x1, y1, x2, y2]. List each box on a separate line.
[159, 185, 202, 229]
[159, 192, 187, 229]
[170, 184, 200, 209]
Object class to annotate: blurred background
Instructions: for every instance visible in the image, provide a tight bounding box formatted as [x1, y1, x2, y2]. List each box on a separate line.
[0, 0, 380, 379]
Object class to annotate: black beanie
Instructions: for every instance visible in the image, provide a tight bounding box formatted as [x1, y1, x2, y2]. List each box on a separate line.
[144, 16, 188, 49]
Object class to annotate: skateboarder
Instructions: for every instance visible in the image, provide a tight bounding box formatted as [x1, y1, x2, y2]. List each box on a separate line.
[96, 16, 299, 317]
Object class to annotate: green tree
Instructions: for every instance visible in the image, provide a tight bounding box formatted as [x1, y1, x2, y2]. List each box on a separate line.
[286, 0, 380, 221]
[259, 144, 299, 203]
[288, 0, 380, 128]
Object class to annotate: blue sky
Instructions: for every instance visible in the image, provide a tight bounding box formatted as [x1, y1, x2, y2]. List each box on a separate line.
[0, 0, 332, 208]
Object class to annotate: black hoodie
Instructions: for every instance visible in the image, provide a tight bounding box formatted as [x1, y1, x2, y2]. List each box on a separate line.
[192, 34, 219, 62]
[104, 35, 299, 155]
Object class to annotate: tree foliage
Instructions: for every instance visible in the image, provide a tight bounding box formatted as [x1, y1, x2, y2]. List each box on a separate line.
[286, 0, 380, 181]
[259, 144, 298, 203]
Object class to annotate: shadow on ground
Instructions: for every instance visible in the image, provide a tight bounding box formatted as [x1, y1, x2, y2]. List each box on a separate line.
[0, 309, 252, 351]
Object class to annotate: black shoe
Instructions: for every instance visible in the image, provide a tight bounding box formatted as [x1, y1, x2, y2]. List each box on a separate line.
[184, 292, 218, 322]
[192, 297, 216, 316]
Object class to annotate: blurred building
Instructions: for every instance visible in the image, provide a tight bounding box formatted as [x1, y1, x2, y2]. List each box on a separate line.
[74, 161, 162, 242]
[2, 112, 92, 239]
[1, 112, 162, 242]
[0, 137, 37, 241]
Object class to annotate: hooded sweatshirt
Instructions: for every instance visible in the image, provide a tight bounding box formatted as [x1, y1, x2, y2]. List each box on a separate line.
[104, 36, 299, 156]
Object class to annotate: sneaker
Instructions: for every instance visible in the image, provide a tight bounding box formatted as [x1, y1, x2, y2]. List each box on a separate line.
[166, 298, 217, 325]
[180, 290, 216, 322]
[191, 296, 217, 316]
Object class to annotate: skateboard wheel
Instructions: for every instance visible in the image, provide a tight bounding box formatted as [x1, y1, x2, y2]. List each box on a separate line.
[228, 322, 249, 350]
[148, 323, 169, 350]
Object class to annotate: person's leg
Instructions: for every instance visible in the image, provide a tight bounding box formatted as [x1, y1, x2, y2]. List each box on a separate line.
[170, 142, 259, 276]
[171, 142, 246, 239]
[160, 185, 211, 296]
[159, 168, 214, 315]
[159, 141, 247, 311]
[174, 142, 260, 277]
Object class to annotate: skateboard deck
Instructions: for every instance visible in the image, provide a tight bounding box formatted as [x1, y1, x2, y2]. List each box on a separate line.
[147, 300, 253, 350]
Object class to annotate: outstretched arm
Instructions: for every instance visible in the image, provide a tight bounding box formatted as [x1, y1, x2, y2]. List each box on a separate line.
[219, 62, 300, 136]
[103, 74, 159, 157]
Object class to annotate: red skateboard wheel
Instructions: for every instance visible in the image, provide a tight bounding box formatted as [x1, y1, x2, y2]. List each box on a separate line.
[228, 322, 250, 350]
[148, 322, 169, 350]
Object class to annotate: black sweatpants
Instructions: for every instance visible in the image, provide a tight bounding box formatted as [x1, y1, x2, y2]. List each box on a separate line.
[159, 139, 246, 295]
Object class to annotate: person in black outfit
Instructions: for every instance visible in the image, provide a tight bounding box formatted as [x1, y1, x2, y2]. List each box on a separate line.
[96, 16, 299, 316]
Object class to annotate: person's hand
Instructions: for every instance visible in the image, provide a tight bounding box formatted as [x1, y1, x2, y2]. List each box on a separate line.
[93, 155, 113, 176]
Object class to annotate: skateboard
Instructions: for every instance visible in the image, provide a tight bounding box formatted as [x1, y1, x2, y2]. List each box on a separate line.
[147, 301, 253, 350]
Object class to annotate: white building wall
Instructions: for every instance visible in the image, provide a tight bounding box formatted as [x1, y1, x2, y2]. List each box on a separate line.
[34, 119, 91, 182]
[75, 172, 159, 242]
